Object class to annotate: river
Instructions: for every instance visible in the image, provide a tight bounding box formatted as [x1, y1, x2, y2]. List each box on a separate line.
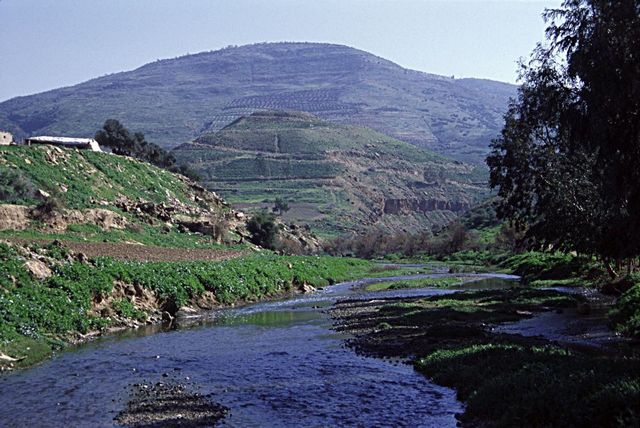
[0, 272, 519, 427]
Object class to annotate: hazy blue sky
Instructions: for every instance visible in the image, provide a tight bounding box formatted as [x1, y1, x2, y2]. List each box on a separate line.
[0, 0, 561, 102]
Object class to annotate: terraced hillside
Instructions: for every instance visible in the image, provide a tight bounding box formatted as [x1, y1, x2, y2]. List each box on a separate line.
[0, 42, 516, 164]
[173, 111, 488, 236]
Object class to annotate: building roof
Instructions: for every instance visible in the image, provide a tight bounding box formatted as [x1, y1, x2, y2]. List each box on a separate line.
[26, 136, 102, 152]
[27, 136, 95, 144]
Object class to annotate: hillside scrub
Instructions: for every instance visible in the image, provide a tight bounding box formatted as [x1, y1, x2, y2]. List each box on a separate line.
[0, 241, 371, 369]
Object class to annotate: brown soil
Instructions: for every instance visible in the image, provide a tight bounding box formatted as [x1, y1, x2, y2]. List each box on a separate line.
[7, 238, 244, 262]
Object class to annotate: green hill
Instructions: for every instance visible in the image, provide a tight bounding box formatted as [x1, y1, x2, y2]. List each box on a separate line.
[0, 144, 239, 249]
[173, 111, 489, 236]
[0, 42, 515, 164]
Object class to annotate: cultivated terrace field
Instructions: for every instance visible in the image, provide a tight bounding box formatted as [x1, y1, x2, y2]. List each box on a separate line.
[174, 111, 488, 236]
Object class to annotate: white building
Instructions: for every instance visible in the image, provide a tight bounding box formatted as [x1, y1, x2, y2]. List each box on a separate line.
[25, 136, 102, 152]
[0, 131, 13, 145]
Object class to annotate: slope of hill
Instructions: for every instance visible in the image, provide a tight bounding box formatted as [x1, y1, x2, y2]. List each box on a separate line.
[0, 144, 370, 369]
[173, 111, 489, 236]
[0, 42, 515, 164]
[0, 144, 244, 250]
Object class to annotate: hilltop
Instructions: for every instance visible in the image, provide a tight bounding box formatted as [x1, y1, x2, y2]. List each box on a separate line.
[0, 42, 515, 164]
[173, 111, 488, 236]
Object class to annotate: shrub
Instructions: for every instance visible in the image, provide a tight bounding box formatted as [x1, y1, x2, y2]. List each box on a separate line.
[210, 219, 229, 244]
[275, 236, 304, 255]
[247, 210, 279, 249]
[0, 168, 38, 204]
[30, 195, 65, 221]
[609, 281, 640, 338]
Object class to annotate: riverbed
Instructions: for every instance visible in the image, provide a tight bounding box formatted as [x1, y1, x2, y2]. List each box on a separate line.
[0, 273, 521, 427]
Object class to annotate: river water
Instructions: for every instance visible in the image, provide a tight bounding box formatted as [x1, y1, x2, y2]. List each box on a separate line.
[0, 272, 518, 427]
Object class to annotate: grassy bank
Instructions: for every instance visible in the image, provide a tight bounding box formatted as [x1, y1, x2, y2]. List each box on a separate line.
[330, 286, 639, 427]
[440, 250, 640, 340]
[380, 248, 640, 342]
[417, 343, 639, 427]
[363, 276, 469, 292]
[0, 241, 371, 370]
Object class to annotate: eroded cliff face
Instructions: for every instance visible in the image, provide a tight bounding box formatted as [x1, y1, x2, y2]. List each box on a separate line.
[383, 198, 471, 215]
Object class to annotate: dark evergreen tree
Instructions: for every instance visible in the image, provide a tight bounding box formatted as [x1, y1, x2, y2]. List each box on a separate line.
[95, 120, 176, 169]
[95, 119, 136, 156]
[488, 0, 640, 269]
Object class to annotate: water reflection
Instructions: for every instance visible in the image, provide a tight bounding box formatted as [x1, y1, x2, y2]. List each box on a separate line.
[0, 269, 517, 427]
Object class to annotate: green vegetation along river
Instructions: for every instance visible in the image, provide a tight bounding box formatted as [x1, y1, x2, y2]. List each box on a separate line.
[0, 271, 519, 427]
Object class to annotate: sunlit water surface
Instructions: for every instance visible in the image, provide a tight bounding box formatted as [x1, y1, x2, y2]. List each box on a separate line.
[0, 272, 519, 427]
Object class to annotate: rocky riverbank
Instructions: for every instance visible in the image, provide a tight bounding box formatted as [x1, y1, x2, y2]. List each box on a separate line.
[328, 283, 640, 426]
[0, 240, 371, 371]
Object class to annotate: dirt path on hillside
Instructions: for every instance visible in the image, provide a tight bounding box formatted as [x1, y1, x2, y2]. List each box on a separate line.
[6, 238, 244, 262]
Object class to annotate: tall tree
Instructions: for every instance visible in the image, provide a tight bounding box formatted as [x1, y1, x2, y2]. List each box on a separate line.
[95, 119, 136, 156]
[95, 119, 176, 169]
[488, 0, 640, 266]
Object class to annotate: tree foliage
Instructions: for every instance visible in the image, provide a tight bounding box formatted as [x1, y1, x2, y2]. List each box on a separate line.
[272, 197, 290, 215]
[246, 210, 279, 249]
[488, 0, 640, 263]
[95, 119, 176, 168]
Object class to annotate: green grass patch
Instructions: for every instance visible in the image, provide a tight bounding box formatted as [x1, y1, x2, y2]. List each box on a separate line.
[0, 145, 196, 209]
[0, 241, 371, 368]
[363, 265, 432, 278]
[364, 276, 464, 292]
[609, 281, 640, 338]
[417, 343, 640, 427]
[377, 288, 578, 328]
[529, 277, 585, 288]
[113, 299, 147, 322]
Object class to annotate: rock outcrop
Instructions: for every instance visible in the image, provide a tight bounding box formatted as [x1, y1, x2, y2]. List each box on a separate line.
[0, 205, 30, 231]
[0, 205, 129, 232]
[383, 198, 471, 215]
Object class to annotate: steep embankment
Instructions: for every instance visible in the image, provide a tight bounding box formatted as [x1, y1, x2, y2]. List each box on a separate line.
[0, 42, 515, 164]
[174, 111, 488, 236]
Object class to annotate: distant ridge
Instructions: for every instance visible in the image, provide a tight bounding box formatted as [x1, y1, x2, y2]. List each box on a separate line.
[0, 42, 516, 164]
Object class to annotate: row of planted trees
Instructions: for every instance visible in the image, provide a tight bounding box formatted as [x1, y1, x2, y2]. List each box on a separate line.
[487, 0, 640, 278]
